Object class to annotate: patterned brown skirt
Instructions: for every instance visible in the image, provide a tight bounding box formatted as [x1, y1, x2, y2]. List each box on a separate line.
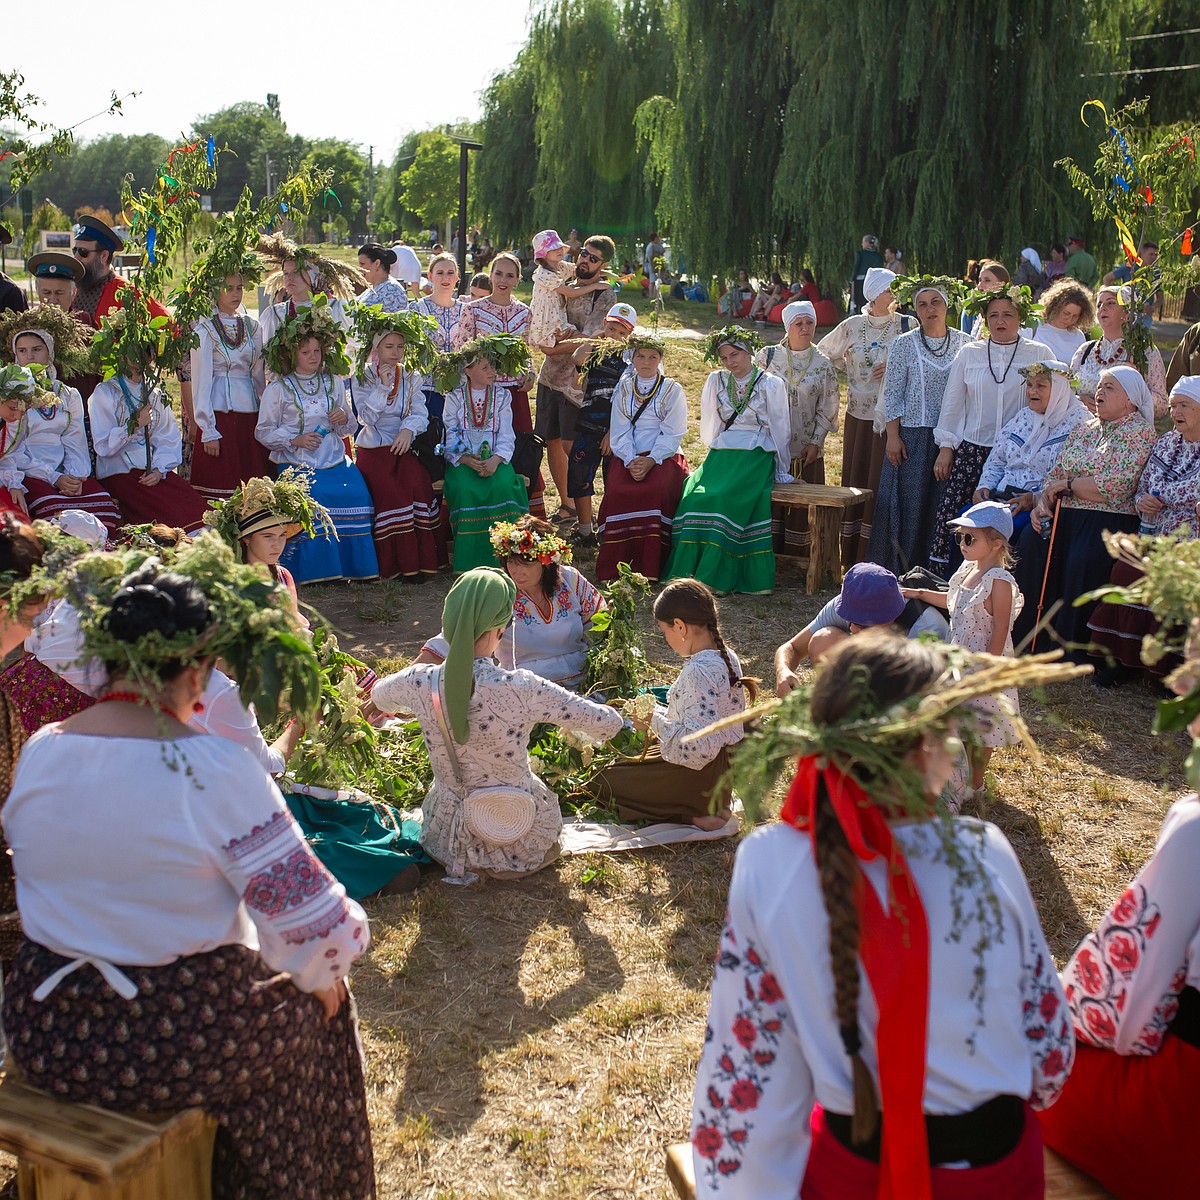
[4, 940, 376, 1200]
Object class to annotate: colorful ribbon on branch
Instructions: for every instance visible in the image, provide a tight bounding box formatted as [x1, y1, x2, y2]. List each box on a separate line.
[322, 189, 342, 210]
[146, 227, 157, 264]
[206, 135, 215, 167]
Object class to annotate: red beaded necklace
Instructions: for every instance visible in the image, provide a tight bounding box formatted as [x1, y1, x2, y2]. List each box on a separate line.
[97, 691, 185, 722]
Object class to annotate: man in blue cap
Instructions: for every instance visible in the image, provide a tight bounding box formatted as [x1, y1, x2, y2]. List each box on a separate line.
[69, 214, 168, 328]
[25, 251, 84, 310]
[774, 561, 949, 693]
[0, 226, 28, 316]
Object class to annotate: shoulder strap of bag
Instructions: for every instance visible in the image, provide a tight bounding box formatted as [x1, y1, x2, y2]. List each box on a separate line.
[430, 665, 464, 787]
[1083, 339, 1099, 364]
[628, 378, 659, 430]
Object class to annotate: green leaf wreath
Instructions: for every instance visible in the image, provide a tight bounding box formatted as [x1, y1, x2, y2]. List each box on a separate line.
[431, 333, 532, 394]
[263, 293, 352, 378]
[203, 468, 333, 553]
[962, 282, 1042, 330]
[350, 305, 441, 379]
[889, 273, 968, 313]
[700, 325, 763, 364]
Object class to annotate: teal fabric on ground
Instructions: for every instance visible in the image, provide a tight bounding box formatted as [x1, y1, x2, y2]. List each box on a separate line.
[284, 792, 427, 899]
[663, 446, 776, 595]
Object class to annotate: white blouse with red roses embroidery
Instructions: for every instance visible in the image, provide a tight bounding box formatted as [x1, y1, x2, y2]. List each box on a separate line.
[690, 818, 1072, 1197]
[2, 728, 369, 997]
[1061, 793, 1200, 1056]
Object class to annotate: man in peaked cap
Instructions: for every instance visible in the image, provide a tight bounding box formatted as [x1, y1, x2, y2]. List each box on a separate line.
[26, 251, 84, 310]
[69, 214, 168, 328]
[0, 226, 29, 316]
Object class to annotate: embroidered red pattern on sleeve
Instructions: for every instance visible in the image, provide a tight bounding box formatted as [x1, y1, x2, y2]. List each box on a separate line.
[1020, 927, 1075, 1106]
[1063, 882, 1183, 1054]
[691, 911, 788, 1185]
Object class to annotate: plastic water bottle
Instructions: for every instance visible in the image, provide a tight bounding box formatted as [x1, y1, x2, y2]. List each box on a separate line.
[1139, 489, 1162, 537]
[478, 440, 491, 460]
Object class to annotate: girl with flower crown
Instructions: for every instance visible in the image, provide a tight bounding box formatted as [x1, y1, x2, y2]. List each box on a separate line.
[438, 335, 531, 571]
[351, 306, 447, 579]
[255, 303, 379, 582]
[0, 310, 121, 529]
[663, 327, 793, 596]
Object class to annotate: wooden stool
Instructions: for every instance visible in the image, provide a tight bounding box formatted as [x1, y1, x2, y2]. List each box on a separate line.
[770, 482, 872, 594]
[665, 1141, 1115, 1199]
[0, 1075, 215, 1199]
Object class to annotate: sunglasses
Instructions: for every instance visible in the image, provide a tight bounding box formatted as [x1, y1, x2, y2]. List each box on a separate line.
[577, 249, 603, 263]
[72, 247, 93, 259]
[954, 530, 978, 546]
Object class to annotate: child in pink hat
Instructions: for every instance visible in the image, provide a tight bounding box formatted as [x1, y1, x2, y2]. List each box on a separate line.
[528, 229, 609, 347]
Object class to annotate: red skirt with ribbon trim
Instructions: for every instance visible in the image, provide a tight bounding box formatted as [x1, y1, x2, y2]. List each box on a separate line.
[596, 454, 689, 582]
[188, 411, 274, 502]
[103, 470, 209, 532]
[23, 476, 123, 531]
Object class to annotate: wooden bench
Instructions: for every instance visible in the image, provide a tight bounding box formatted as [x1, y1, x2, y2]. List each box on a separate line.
[666, 1141, 1115, 1198]
[0, 1075, 215, 1199]
[771, 482, 872, 595]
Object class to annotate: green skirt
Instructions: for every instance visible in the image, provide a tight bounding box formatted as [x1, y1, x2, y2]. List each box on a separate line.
[664, 447, 776, 595]
[284, 790, 427, 900]
[443, 462, 530, 571]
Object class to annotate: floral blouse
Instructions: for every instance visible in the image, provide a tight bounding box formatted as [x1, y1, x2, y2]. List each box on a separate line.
[652, 648, 746, 769]
[880, 327, 972, 429]
[690, 818, 1073, 1195]
[818, 312, 911, 421]
[1134, 430, 1200, 537]
[1046, 412, 1156, 515]
[753, 343, 839, 458]
[414, 296, 467, 354]
[450, 298, 532, 385]
[1071, 338, 1169, 417]
[1061, 794, 1200, 1056]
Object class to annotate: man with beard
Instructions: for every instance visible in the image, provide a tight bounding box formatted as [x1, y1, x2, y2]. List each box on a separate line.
[69, 215, 169, 328]
[533, 233, 616, 526]
[0, 226, 28, 315]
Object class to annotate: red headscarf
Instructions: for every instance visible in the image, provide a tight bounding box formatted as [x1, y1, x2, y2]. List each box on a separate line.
[781, 754, 932, 1200]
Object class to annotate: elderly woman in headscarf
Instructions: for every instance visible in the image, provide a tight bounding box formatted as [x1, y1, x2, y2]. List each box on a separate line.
[818, 267, 911, 561]
[1071, 284, 1168, 415]
[973, 360, 1091, 540]
[1012, 364, 1157, 652]
[371, 568, 622, 882]
[754, 300, 839, 557]
[664, 326, 793, 595]
[1013, 248, 1046, 298]
[0, 309, 121, 529]
[867, 278, 971, 574]
[1089, 375, 1200, 686]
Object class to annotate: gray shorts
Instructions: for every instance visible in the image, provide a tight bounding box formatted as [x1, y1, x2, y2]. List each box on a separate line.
[534, 384, 580, 442]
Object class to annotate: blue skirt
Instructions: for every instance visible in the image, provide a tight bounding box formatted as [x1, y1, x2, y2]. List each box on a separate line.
[281, 460, 380, 583]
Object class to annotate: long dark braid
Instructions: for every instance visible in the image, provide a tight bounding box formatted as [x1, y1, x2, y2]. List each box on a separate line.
[653, 578, 759, 703]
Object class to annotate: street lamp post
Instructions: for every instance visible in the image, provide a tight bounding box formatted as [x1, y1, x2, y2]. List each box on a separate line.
[453, 138, 483, 295]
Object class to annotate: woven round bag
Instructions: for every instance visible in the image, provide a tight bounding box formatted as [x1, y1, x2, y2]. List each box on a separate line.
[462, 786, 537, 847]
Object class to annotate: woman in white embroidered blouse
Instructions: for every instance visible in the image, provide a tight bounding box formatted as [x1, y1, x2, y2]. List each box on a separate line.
[690, 633, 1072, 1199]
[1037, 657, 1200, 1198]
[664, 328, 793, 597]
[188, 270, 271, 502]
[4, 324, 122, 529]
[372, 568, 623, 881]
[1070, 284, 1167, 415]
[255, 316, 380, 583]
[593, 579, 749, 828]
[1, 562, 375, 1199]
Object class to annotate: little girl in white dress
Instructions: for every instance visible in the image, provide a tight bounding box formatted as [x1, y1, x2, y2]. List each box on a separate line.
[901, 500, 1024, 800]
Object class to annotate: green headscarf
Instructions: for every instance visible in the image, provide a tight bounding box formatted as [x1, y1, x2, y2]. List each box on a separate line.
[441, 567, 517, 743]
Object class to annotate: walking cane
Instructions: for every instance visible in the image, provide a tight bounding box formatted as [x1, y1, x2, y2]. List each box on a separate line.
[1031, 496, 1063, 654]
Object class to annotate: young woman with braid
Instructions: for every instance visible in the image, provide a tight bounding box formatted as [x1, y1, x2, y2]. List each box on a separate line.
[591, 579, 751, 828]
[690, 632, 1074, 1199]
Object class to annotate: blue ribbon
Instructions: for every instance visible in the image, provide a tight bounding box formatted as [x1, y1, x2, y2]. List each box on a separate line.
[206, 135, 215, 167]
[1114, 175, 1129, 192]
[146, 226, 157, 263]
[280, 201, 288, 214]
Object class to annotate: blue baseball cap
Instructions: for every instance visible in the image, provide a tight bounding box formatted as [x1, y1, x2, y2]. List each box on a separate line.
[948, 500, 1014, 541]
[834, 562, 906, 627]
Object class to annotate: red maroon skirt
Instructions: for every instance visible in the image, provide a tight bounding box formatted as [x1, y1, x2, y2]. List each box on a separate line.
[188, 411, 274, 502]
[356, 445, 447, 579]
[801, 1103, 1044, 1200]
[103, 469, 210, 532]
[597, 454, 689, 581]
[0, 654, 94, 734]
[23, 475, 122, 531]
[1087, 558, 1177, 674]
[1037, 1037, 1199, 1199]
[506, 385, 547, 520]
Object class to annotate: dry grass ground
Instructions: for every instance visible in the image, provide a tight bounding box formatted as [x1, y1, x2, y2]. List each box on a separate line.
[298, 307, 1189, 1197]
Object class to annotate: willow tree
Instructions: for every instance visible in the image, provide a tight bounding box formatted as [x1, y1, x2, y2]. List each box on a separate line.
[766, 0, 1127, 291]
[475, 0, 672, 251]
[636, 0, 790, 279]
